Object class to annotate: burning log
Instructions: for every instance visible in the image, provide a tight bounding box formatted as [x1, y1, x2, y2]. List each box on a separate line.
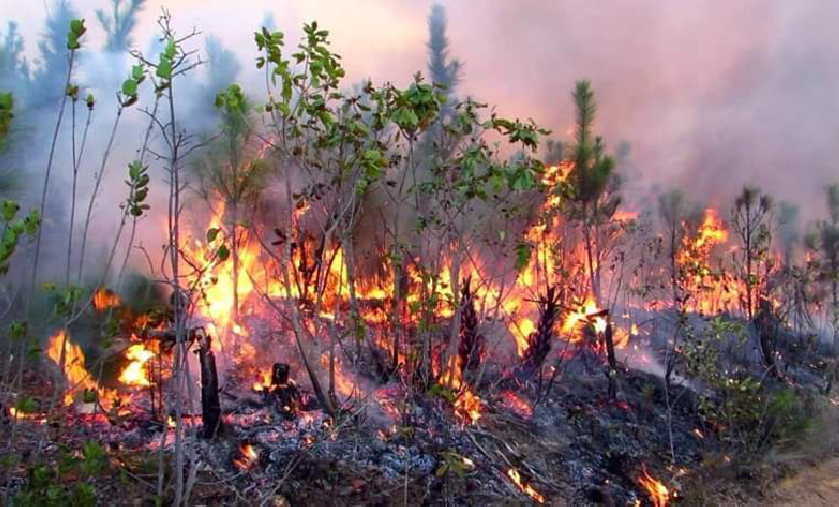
[458, 277, 484, 377]
[196, 329, 223, 439]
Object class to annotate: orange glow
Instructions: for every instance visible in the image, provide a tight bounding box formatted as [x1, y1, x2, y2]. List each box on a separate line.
[506, 468, 546, 503]
[500, 391, 533, 419]
[252, 368, 273, 392]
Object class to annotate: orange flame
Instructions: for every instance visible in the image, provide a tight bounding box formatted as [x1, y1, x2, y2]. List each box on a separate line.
[92, 288, 121, 311]
[453, 389, 482, 425]
[44, 330, 114, 409]
[119, 343, 155, 386]
[233, 442, 260, 470]
[506, 467, 545, 503]
[638, 468, 670, 507]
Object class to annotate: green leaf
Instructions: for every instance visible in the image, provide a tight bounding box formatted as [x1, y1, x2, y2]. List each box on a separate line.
[515, 242, 532, 272]
[216, 244, 230, 262]
[156, 60, 172, 81]
[70, 19, 86, 37]
[1, 200, 20, 221]
[14, 396, 38, 414]
[121, 79, 137, 96]
[206, 227, 220, 243]
[132, 64, 145, 83]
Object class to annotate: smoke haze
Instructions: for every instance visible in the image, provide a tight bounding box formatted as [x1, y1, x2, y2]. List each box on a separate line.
[6, 0, 839, 219]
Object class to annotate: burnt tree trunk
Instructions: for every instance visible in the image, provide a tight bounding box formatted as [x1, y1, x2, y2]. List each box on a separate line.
[198, 332, 223, 439]
[604, 321, 617, 399]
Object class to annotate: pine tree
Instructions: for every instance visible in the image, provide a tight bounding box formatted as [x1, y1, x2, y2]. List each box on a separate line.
[96, 0, 146, 52]
[30, 0, 78, 110]
[0, 22, 31, 99]
[566, 80, 621, 305]
[731, 186, 773, 321]
[427, 4, 461, 120]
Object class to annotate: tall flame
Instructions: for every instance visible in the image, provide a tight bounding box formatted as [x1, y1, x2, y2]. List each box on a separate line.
[45, 330, 114, 409]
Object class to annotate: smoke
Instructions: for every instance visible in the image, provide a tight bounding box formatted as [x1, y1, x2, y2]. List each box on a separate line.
[5, 0, 839, 284]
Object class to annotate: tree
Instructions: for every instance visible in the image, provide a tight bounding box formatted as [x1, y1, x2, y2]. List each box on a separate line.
[30, 1, 78, 110]
[96, 0, 146, 52]
[730, 186, 773, 322]
[565, 80, 621, 306]
[0, 22, 31, 99]
[200, 36, 241, 115]
[427, 4, 461, 118]
[808, 185, 839, 348]
[192, 84, 267, 343]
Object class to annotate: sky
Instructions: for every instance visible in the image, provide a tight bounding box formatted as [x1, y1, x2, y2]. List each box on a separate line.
[5, 0, 839, 217]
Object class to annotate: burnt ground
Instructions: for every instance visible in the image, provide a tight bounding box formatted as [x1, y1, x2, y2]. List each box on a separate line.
[2, 321, 837, 506]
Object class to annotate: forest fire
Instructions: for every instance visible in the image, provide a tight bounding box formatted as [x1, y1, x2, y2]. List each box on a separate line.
[2, 3, 836, 505]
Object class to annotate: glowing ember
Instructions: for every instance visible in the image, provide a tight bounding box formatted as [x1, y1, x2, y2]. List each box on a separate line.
[233, 442, 260, 471]
[638, 467, 670, 507]
[499, 391, 533, 419]
[506, 467, 545, 503]
[8, 407, 46, 423]
[118, 344, 155, 386]
[454, 389, 482, 424]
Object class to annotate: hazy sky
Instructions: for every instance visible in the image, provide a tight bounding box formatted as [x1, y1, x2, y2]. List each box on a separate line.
[6, 0, 839, 216]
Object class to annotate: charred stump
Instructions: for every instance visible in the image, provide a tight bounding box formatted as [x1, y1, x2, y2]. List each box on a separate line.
[754, 298, 780, 375]
[268, 362, 301, 419]
[197, 329, 223, 439]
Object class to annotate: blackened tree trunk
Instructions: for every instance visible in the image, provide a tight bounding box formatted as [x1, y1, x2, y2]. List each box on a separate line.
[198, 332, 222, 439]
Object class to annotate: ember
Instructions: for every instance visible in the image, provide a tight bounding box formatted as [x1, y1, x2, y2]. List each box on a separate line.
[454, 389, 482, 425]
[233, 442, 260, 471]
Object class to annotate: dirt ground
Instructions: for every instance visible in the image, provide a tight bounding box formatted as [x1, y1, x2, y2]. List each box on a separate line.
[763, 457, 839, 506]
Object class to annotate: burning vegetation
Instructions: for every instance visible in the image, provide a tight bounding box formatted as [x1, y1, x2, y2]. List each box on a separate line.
[1, 3, 838, 506]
